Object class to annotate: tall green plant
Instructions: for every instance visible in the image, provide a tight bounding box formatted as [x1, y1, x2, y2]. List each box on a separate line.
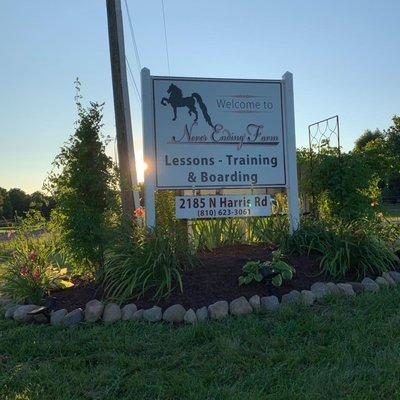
[192, 219, 245, 251]
[102, 222, 194, 302]
[47, 80, 118, 275]
[285, 218, 399, 278]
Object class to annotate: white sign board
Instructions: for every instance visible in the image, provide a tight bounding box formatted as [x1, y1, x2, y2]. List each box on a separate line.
[175, 195, 272, 220]
[152, 78, 286, 189]
[141, 69, 299, 232]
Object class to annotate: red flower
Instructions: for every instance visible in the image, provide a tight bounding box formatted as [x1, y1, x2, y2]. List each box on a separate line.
[20, 266, 30, 278]
[32, 269, 41, 281]
[28, 252, 37, 262]
[133, 207, 145, 219]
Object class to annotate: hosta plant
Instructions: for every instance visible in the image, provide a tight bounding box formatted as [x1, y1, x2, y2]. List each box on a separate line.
[239, 250, 294, 287]
[238, 261, 264, 285]
[268, 250, 295, 286]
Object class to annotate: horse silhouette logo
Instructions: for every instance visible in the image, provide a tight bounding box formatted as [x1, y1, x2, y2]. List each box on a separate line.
[161, 84, 214, 128]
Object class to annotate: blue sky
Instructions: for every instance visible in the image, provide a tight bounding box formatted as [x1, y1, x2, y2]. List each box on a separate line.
[1, 0, 399, 193]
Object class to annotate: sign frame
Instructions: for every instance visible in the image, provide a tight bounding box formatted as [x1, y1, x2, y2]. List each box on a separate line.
[141, 68, 299, 233]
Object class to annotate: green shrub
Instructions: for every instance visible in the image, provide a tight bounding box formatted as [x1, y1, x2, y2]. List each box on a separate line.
[102, 222, 194, 302]
[285, 218, 399, 278]
[297, 147, 385, 220]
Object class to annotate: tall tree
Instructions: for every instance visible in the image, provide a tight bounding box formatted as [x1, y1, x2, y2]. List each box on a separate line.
[383, 116, 400, 200]
[47, 82, 118, 273]
[6, 188, 30, 218]
[354, 129, 384, 151]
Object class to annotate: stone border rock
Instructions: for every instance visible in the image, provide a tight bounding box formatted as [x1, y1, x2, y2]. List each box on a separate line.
[2, 270, 400, 327]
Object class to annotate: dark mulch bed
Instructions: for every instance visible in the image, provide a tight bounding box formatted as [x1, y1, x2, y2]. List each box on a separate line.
[50, 244, 360, 312]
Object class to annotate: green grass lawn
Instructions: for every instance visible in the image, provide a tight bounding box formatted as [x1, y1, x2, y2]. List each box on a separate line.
[1, 288, 400, 400]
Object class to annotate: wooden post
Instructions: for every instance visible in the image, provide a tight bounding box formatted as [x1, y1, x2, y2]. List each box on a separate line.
[282, 71, 300, 233]
[106, 0, 139, 217]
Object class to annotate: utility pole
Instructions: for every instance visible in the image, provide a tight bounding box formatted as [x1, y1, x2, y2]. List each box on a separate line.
[106, 0, 139, 217]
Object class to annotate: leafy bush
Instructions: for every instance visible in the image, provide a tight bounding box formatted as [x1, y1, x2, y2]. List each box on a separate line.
[0, 211, 73, 303]
[239, 250, 294, 287]
[297, 147, 385, 220]
[46, 81, 118, 275]
[102, 222, 194, 302]
[285, 218, 399, 278]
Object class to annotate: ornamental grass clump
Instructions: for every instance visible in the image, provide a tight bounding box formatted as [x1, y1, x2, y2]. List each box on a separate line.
[285, 218, 399, 278]
[102, 222, 194, 302]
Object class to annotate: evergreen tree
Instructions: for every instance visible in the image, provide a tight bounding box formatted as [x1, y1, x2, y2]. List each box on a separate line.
[48, 81, 118, 273]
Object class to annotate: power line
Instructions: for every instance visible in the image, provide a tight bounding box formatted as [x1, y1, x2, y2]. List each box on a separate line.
[161, 0, 171, 76]
[123, 0, 142, 74]
[125, 55, 141, 104]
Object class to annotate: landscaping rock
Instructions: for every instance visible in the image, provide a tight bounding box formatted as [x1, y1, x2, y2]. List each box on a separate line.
[389, 271, 400, 283]
[196, 306, 208, 321]
[50, 309, 67, 326]
[260, 296, 279, 311]
[382, 272, 396, 287]
[84, 299, 104, 322]
[121, 303, 137, 321]
[132, 309, 144, 320]
[102, 303, 121, 325]
[361, 277, 379, 292]
[13, 305, 38, 323]
[310, 282, 328, 300]
[208, 301, 229, 320]
[184, 309, 197, 324]
[4, 304, 20, 319]
[143, 306, 162, 322]
[229, 297, 253, 316]
[281, 290, 301, 305]
[349, 282, 364, 294]
[301, 290, 315, 306]
[376, 276, 389, 288]
[249, 295, 261, 311]
[326, 282, 341, 295]
[337, 283, 355, 296]
[63, 308, 83, 327]
[163, 304, 186, 323]
[33, 313, 48, 324]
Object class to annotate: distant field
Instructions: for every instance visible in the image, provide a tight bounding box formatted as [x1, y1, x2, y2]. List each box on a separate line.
[382, 203, 400, 221]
